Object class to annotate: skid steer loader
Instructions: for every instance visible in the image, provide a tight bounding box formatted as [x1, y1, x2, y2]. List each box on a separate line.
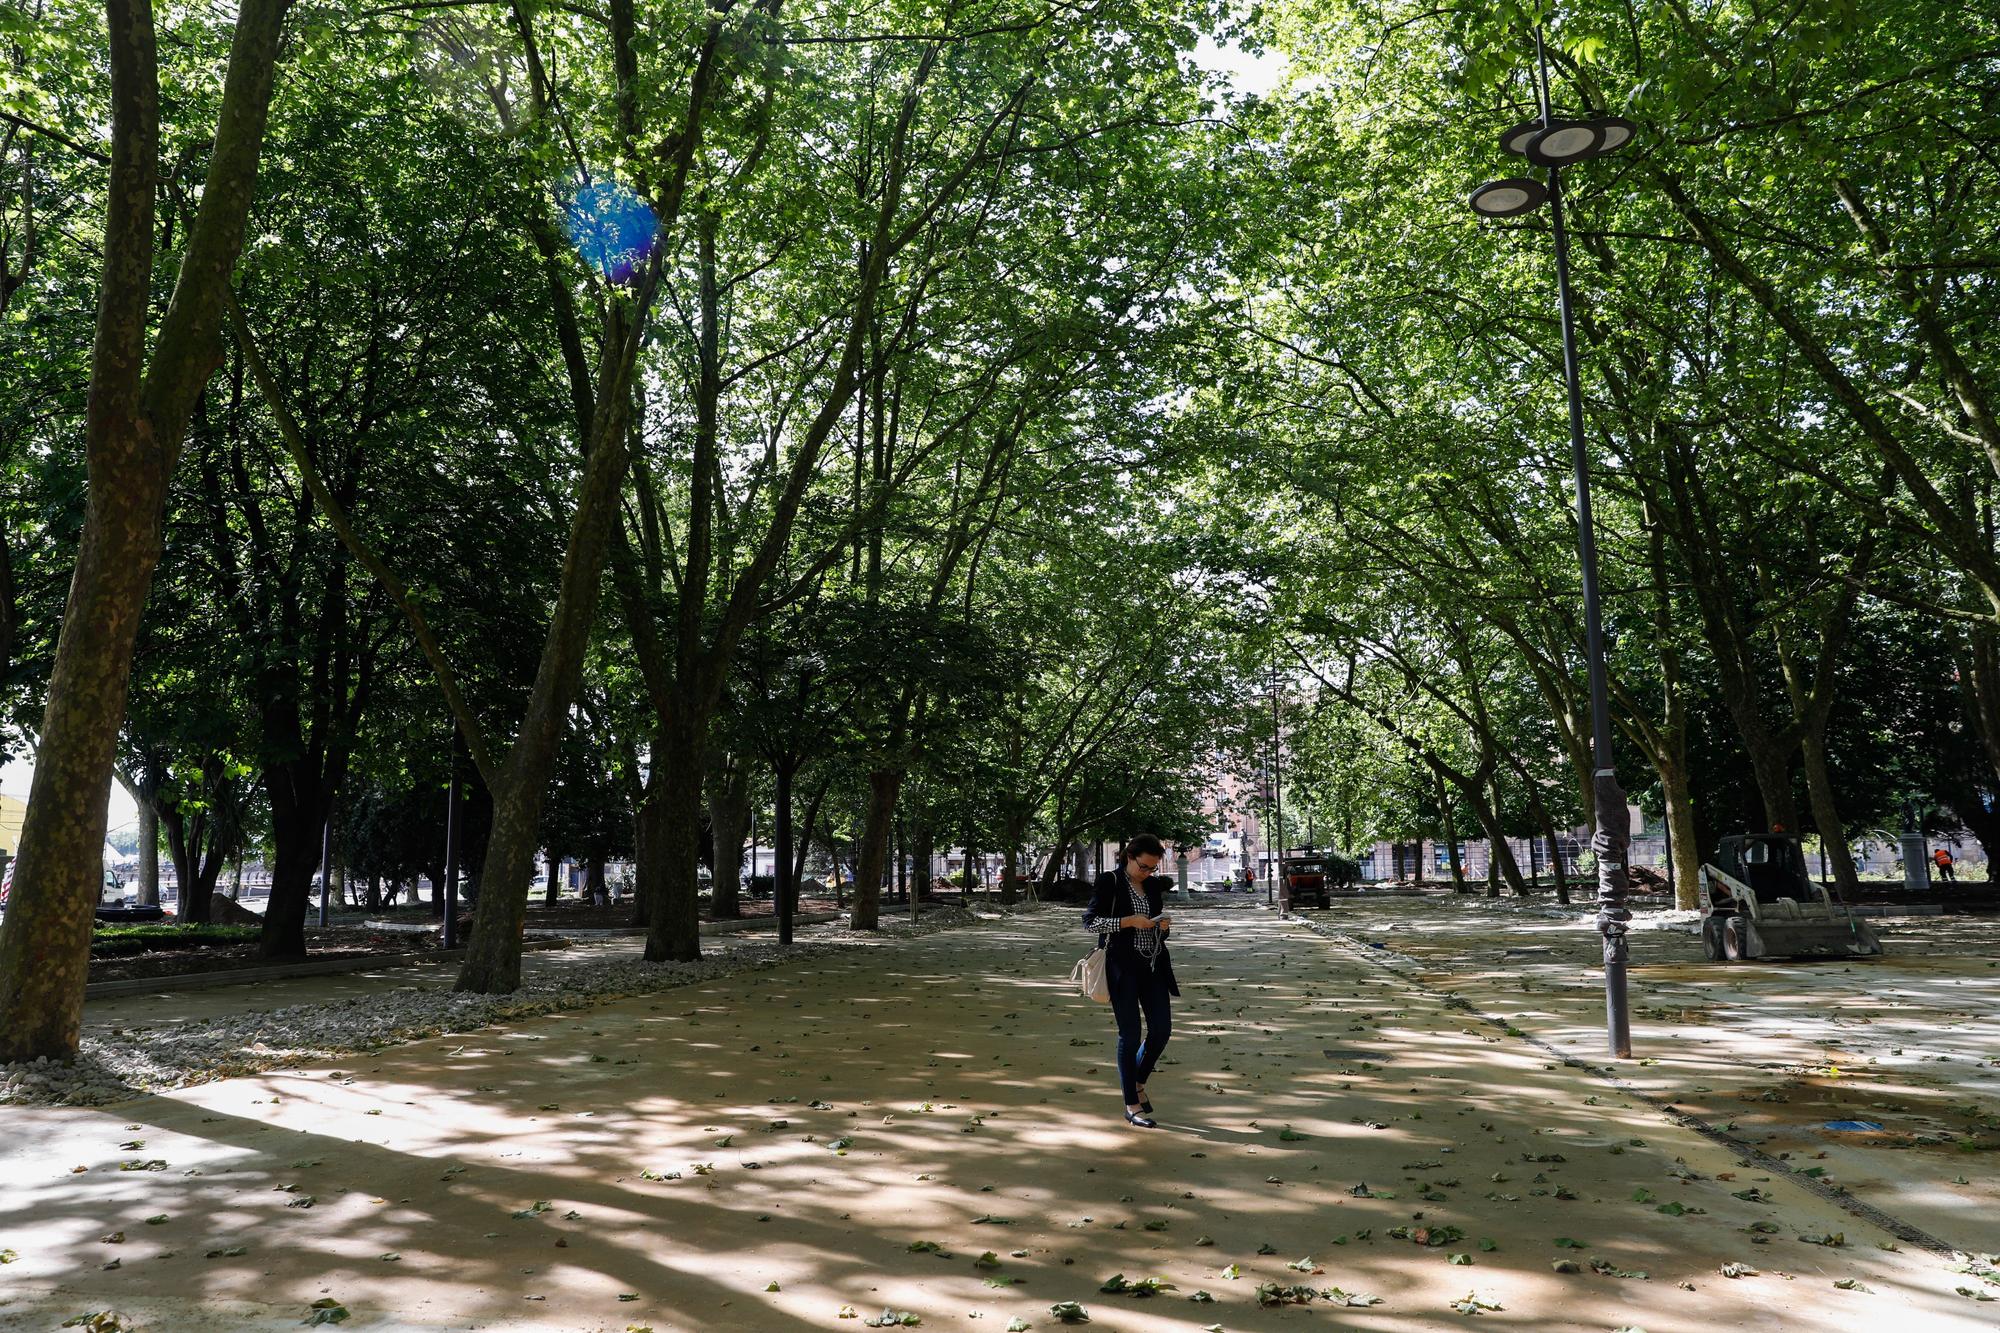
[1698, 832, 1884, 961]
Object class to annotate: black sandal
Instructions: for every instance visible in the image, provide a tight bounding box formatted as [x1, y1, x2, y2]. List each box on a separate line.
[1123, 1109, 1157, 1128]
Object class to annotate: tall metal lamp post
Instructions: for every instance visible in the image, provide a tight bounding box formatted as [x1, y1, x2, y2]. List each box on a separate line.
[1467, 29, 1637, 1059]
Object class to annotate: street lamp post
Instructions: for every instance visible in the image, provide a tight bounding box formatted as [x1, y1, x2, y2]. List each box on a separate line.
[1270, 645, 1285, 909]
[1468, 28, 1636, 1059]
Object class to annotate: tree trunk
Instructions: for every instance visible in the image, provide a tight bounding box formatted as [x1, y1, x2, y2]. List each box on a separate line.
[586, 851, 607, 904]
[544, 854, 560, 907]
[706, 755, 749, 919]
[773, 760, 796, 945]
[917, 823, 936, 921]
[135, 797, 159, 907]
[850, 768, 901, 929]
[1454, 779, 1532, 897]
[634, 771, 666, 929]
[455, 381, 636, 993]
[0, 0, 294, 1063]
[1528, 791, 1573, 907]
[160, 804, 226, 927]
[1655, 754, 1702, 910]
[643, 711, 705, 964]
[258, 767, 328, 958]
[1436, 773, 1470, 893]
[768, 756, 808, 944]
[1738, 729, 1801, 833]
[1798, 730, 1862, 900]
[894, 813, 907, 903]
[1001, 828, 1021, 905]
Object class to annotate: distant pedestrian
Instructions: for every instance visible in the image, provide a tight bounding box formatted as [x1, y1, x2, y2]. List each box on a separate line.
[1933, 847, 1957, 884]
[1083, 834, 1178, 1128]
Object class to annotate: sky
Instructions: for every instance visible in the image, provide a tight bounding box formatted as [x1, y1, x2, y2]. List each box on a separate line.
[1195, 34, 1288, 97]
[2, 755, 141, 842]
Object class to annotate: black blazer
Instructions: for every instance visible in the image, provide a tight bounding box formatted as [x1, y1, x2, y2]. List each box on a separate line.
[1085, 870, 1180, 996]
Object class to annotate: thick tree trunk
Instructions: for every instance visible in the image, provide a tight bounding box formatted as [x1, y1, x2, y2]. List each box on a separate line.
[644, 712, 705, 963]
[258, 767, 328, 958]
[1659, 757, 1703, 910]
[0, 0, 294, 1063]
[456, 383, 635, 993]
[544, 854, 560, 907]
[1453, 779, 1532, 897]
[1798, 730, 1862, 900]
[1962, 627, 2000, 785]
[850, 768, 901, 929]
[586, 851, 607, 904]
[0, 445, 170, 1051]
[1739, 729, 1801, 833]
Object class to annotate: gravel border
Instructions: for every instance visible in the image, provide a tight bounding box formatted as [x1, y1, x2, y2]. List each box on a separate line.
[1, 905, 1025, 1108]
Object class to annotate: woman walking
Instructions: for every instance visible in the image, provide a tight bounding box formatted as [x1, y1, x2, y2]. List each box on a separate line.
[1083, 835, 1179, 1127]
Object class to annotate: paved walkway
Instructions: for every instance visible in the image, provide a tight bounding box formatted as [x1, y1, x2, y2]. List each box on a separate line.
[1, 907, 1991, 1330]
[1296, 894, 2000, 1253]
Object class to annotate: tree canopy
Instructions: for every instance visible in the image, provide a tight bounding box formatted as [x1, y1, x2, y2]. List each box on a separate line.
[1, 0, 1996, 1056]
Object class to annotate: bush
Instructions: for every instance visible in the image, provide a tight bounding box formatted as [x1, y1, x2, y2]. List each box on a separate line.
[91, 924, 260, 957]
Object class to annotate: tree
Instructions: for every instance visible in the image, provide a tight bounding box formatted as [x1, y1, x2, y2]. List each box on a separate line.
[0, 0, 294, 1062]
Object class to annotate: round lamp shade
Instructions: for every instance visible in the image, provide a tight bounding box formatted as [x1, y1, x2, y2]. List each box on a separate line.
[1590, 115, 1638, 153]
[1469, 177, 1550, 218]
[1525, 119, 1603, 167]
[1499, 119, 1543, 156]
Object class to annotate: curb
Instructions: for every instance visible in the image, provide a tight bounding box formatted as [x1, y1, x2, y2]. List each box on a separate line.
[541, 911, 849, 938]
[84, 936, 573, 1000]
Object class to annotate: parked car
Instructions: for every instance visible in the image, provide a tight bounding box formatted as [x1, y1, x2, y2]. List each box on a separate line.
[1, 862, 164, 921]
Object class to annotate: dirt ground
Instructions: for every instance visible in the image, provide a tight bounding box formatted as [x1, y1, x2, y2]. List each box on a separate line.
[2, 901, 1995, 1331]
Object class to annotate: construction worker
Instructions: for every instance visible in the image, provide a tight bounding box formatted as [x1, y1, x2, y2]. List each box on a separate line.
[1932, 846, 1957, 884]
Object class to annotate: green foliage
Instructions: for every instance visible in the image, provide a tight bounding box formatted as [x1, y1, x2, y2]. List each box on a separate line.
[90, 925, 260, 957]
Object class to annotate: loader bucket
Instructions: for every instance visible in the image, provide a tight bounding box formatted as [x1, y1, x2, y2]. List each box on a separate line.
[1738, 914, 1884, 960]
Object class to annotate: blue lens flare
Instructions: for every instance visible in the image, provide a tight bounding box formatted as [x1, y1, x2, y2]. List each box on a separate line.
[563, 181, 657, 283]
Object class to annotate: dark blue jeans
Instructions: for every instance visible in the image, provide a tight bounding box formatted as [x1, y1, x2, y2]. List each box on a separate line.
[1108, 960, 1173, 1105]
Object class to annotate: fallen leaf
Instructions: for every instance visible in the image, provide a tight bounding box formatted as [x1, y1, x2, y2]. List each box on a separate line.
[302, 1298, 350, 1326]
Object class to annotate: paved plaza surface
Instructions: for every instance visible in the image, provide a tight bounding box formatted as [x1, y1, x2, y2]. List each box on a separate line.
[1294, 893, 2000, 1252]
[2, 903, 1995, 1331]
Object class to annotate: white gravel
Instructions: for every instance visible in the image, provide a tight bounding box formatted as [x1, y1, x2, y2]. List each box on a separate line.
[0, 906, 1005, 1108]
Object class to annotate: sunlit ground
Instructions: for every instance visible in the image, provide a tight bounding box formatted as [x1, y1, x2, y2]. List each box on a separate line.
[2, 904, 1993, 1330]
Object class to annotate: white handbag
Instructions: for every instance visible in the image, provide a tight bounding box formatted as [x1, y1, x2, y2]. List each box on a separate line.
[1070, 940, 1109, 1003]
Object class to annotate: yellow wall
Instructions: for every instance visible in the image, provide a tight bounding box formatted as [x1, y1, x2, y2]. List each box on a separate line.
[0, 793, 24, 856]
